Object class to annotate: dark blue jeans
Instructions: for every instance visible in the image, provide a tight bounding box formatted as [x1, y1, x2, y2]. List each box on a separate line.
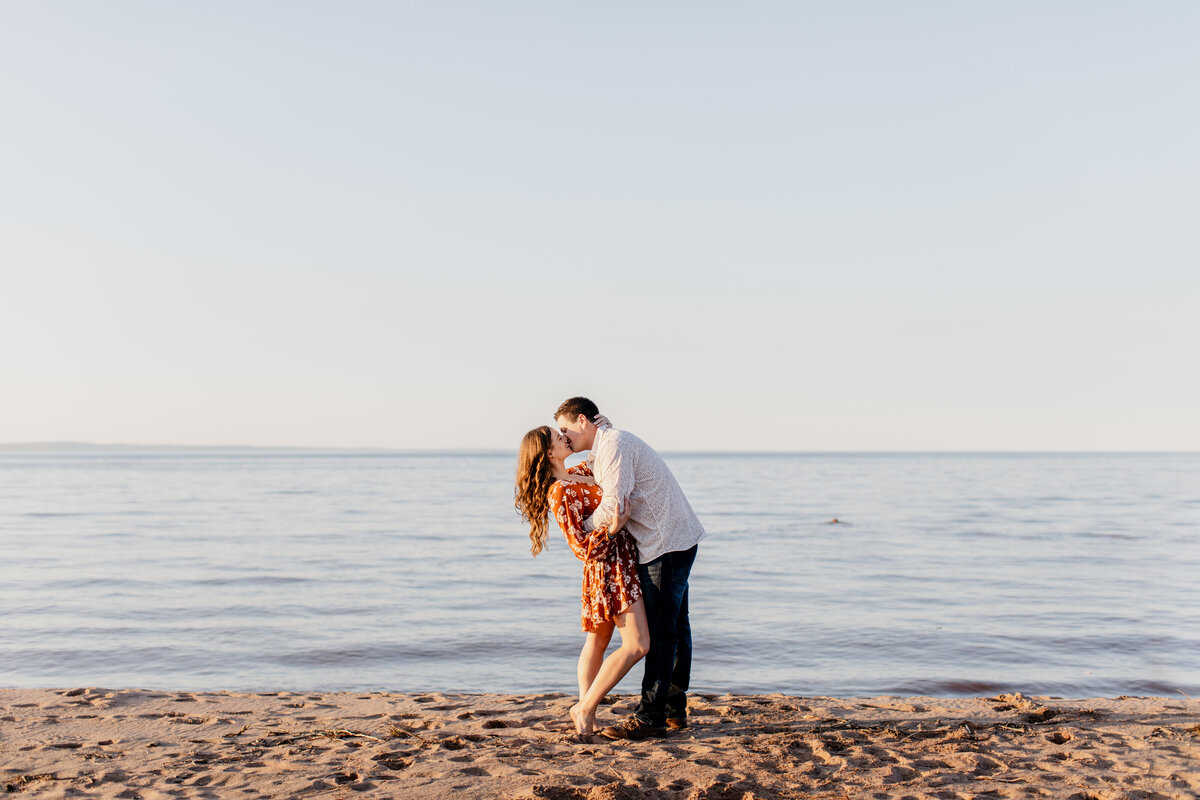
[634, 544, 697, 727]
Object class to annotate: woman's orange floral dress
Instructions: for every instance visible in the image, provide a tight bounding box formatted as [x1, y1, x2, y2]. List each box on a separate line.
[548, 463, 643, 633]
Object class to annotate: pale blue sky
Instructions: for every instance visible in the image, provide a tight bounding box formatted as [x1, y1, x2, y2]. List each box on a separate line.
[2, 2, 1197, 450]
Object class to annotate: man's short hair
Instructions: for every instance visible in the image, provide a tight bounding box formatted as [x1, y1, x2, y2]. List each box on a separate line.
[555, 396, 600, 423]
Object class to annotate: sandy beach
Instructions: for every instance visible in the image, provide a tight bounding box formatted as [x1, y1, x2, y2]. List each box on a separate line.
[2, 689, 1197, 799]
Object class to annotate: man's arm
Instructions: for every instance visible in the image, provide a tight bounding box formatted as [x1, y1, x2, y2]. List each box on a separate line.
[581, 435, 634, 533]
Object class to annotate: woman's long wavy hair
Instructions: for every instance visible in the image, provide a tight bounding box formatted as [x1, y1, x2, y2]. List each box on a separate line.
[514, 425, 556, 556]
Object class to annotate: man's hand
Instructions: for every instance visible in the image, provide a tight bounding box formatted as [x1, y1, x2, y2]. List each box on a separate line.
[607, 500, 632, 538]
[594, 414, 613, 430]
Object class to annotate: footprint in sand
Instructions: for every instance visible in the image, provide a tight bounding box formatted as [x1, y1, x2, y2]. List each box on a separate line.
[371, 753, 411, 771]
[1022, 706, 1061, 723]
[882, 765, 918, 784]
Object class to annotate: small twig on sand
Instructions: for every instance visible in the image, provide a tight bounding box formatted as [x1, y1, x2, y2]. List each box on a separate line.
[251, 728, 384, 747]
[898, 727, 950, 743]
[321, 729, 383, 742]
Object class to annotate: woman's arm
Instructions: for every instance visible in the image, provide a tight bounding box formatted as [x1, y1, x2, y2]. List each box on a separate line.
[564, 463, 596, 485]
[549, 483, 611, 563]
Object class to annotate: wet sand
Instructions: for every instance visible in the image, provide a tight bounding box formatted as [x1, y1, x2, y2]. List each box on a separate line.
[2, 688, 1197, 798]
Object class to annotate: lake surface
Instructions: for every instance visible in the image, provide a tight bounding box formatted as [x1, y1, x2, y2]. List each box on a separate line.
[1, 451, 1197, 697]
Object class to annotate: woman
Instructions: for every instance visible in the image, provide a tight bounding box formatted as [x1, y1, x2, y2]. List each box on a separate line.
[514, 425, 649, 736]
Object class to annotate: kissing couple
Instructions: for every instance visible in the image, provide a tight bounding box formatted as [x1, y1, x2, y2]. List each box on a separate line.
[515, 397, 706, 740]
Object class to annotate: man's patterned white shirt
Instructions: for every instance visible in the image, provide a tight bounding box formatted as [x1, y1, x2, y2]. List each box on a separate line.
[582, 426, 706, 564]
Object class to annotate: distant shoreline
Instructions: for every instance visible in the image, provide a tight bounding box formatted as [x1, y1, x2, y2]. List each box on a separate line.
[0, 442, 395, 453]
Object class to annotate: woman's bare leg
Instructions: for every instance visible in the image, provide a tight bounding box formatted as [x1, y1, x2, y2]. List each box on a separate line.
[571, 599, 650, 734]
[576, 625, 613, 701]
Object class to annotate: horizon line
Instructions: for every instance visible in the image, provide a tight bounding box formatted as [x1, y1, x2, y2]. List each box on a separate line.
[1, 442, 1197, 456]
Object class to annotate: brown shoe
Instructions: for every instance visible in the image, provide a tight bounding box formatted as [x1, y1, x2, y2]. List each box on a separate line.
[665, 717, 688, 730]
[599, 717, 667, 740]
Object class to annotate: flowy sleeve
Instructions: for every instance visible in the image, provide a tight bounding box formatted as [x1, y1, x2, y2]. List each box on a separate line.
[549, 482, 611, 562]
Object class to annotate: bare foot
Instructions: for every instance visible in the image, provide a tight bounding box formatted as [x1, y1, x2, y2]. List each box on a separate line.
[569, 703, 593, 735]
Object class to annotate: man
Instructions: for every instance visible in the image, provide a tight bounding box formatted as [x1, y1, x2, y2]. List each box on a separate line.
[555, 396, 706, 740]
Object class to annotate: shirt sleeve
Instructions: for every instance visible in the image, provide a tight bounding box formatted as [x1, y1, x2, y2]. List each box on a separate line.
[581, 434, 632, 534]
[568, 463, 594, 478]
[549, 482, 611, 562]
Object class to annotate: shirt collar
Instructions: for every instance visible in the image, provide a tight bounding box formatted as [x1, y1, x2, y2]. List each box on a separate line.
[591, 424, 612, 452]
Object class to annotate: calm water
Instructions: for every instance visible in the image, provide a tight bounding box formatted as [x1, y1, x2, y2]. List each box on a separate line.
[1, 451, 1197, 698]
